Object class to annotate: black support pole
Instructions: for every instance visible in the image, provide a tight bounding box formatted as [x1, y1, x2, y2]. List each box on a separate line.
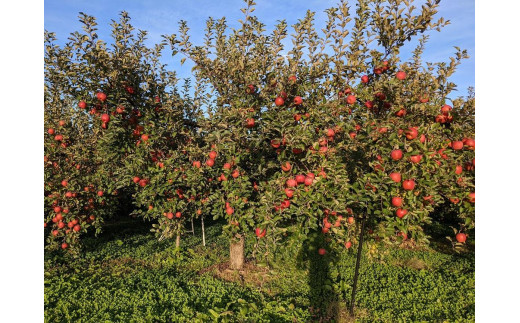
[349, 214, 367, 316]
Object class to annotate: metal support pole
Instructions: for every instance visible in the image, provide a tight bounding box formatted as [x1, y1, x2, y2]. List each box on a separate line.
[201, 215, 206, 247]
[191, 217, 195, 235]
[349, 214, 366, 316]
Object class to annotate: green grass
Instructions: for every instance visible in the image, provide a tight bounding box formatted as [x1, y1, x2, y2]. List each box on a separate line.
[44, 219, 475, 322]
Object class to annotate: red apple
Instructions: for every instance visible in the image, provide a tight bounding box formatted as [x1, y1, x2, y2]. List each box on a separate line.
[286, 179, 297, 187]
[405, 127, 418, 140]
[389, 172, 401, 183]
[456, 233, 467, 243]
[193, 161, 201, 168]
[396, 208, 408, 218]
[396, 71, 406, 80]
[209, 151, 217, 159]
[441, 104, 452, 115]
[96, 92, 107, 102]
[255, 228, 266, 238]
[346, 95, 356, 105]
[318, 248, 327, 255]
[435, 114, 447, 123]
[452, 141, 464, 150]
[78, 101, 87, 109]
[206, 159, 215, 167]
[410, 155, 423, 164]
[361, 75, 369, 83]
[275, 97, 285, 106]
[465, 138, 475, 149]
[391, 149, 403, 161]
[403, 180, 415, 190]
[395, 109, 406, 117]
[375, 92, 386, 100]
[293, 96, 303, 105]
[246, 118, 255, 128]
[392, 197, 403, 207]
[246, 84, 256, 94]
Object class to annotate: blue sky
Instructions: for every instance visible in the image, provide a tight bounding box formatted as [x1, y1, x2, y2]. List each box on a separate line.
[44, 0, 474, 95]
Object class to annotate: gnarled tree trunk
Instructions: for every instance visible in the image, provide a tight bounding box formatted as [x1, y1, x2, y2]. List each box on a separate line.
[229, 234, 244, 270]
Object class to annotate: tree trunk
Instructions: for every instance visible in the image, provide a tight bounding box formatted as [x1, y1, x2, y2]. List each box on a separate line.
[229, 234, 244, 270]
[175, 234, 181, 249]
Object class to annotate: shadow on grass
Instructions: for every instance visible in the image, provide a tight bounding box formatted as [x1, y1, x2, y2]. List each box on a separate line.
[298, 231, 340, 322]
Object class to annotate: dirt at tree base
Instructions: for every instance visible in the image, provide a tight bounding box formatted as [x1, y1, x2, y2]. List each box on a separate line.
[198, 260, 272, 289]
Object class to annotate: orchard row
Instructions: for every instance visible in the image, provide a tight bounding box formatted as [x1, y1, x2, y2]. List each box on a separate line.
[45, 2, 474, 265]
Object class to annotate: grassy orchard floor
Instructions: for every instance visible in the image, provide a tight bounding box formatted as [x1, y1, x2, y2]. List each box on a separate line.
[44, 218, 475, 322]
